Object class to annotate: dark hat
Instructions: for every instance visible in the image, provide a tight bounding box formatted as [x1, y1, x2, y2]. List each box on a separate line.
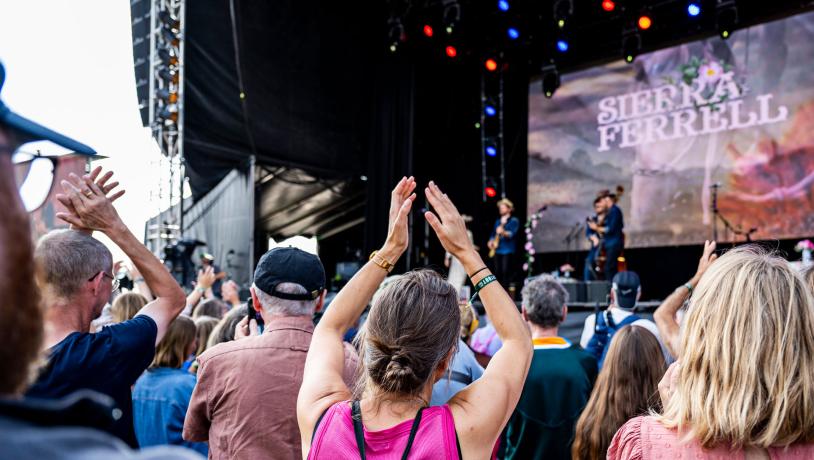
[612, 271, 640, 310]
[0, 61, 95, 155]
[253, 247, 325, 301]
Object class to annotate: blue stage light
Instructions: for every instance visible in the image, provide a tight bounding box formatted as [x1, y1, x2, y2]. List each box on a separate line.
[507, 27, 519, 40]
[688, 3, 701, 17]
[498, 0, 510, 12]
[485, 105, 497, 116]
[486, 146, 497, 156]
[557, 40, 569, 52]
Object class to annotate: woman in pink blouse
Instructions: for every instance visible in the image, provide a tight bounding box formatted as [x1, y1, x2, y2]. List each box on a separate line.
[609, 246, 814, 459]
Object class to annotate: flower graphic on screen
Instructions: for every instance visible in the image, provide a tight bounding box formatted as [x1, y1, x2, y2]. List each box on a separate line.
[698, 61, 724, 85]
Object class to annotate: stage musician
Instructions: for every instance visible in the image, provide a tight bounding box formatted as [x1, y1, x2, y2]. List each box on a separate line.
[487, 198, 520, 283]
[587, 192, 624, 281]
[584, 197, 606, 281]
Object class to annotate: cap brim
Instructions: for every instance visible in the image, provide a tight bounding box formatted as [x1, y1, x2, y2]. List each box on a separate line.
[2, 109, 96, 156]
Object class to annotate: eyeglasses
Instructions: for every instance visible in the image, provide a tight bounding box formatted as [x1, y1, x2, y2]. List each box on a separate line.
[89, 271, 120, 292]
[8, 149, 58, 213]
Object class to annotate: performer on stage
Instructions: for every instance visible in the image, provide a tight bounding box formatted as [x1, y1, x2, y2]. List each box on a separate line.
[487, 198, 520, 283]
[584, 196, 606, 281]
[587, 191, 625, 281]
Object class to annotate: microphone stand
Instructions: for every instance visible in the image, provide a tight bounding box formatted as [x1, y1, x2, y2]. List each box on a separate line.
[709, 183, 759, 244]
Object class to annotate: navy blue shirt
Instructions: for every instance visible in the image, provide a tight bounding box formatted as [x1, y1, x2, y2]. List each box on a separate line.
[26, 315, 158, 447]
[603, 204, 624, 247]
[491, 216, 520, 255]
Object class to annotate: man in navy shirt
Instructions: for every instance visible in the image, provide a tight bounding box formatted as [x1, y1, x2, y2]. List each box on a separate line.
[588, 192, 625, 281]
[27, 169, 186, 447]
[488, 198, 520, 284]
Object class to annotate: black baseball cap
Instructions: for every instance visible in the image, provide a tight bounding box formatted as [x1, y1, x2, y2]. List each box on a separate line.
[612, 271, 640, 310]
[0, 61, 95, 155]
[253, 247, 325, 300]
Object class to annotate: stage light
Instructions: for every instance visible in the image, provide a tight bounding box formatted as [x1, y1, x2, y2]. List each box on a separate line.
[157, 88, 179, 104]
[158, 10, 180, 32]
[602, 0, 615, 12]
[423, 25, 434, 37]
[485, 58, 498, 71]
[621, 32, 641, 63]
[485, 105, 497, 117]
[387, 19, 404, 52]
[687, 3, 701, 17]
[443, 1, 460, 35]
[498, 0, 510, 12]
[638, 15, 652, 30]
[485, 186, 498, 198]
[158, 48, 178, 66]
[445, 45, 458, 58]
[389, 44, 397, 53]
[541, 64, 560, 98]
[158, 67, 179, 84]
[558, 19, 565, 28]
[474, 122, 481, 129]
[507, 27, 520, 40]
[554, 0, 573, 28]
[486, 145, 497, 157]
[716, 2, 738, 39]
[557, 40, 569, 52]
[158, 104, 179, 123]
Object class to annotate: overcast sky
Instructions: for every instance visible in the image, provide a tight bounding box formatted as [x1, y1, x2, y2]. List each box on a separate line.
[0, 0, 175, 259]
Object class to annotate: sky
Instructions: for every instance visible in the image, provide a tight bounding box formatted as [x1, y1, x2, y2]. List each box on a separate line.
[0, 0, 175, 259]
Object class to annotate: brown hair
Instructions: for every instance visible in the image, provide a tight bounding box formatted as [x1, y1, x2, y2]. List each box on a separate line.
[193, 299, 227, 319]
[354, 270, 460, 403]
[110, 292, 148, 323]
[572, 325, 665, 460]
[207, 306, 245, 348]
[151, 315, 196, 369]
[194, 315, 219, 356]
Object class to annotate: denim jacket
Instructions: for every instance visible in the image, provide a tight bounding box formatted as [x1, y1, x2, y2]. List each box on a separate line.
[133, 368, 208, 456]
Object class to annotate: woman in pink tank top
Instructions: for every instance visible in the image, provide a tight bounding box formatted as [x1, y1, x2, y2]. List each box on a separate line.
[608, 244, 814, 459]
[297, 178, 533, 459]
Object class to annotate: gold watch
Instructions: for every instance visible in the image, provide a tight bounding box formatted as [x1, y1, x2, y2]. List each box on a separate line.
[369, 250, 395, 273]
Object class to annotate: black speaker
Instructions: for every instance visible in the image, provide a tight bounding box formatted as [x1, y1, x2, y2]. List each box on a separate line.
[586, 281, 610, 303]
[562, 280, 586, 303]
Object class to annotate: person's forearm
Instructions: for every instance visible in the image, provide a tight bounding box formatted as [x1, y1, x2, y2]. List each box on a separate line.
[182, 288, 205, 316]
[654, 281, 692, 358]
[133, 278, 153, 300]
[460, 250, 530, 344]
[318, 244, 400, 334]
[106, 225, 185, 309]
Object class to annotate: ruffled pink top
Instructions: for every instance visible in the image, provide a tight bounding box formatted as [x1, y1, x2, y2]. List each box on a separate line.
[608, 416, 814, 460]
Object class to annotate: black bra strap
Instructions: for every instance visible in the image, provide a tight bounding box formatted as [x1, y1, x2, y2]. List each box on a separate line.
[351, 400, 426, 460]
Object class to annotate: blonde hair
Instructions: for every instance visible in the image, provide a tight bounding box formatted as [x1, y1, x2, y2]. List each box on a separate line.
[658, 246, 814, 449]
[151, 316, 196, 369]
[110, 292, 148, 323]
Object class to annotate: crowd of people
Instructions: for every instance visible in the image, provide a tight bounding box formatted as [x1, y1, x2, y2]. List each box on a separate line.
[3, 60, 814, 459]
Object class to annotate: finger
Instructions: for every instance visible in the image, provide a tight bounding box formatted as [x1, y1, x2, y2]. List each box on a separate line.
[109, 190, 126, 202]
[56, 212, 84, 227]
[61, 180, 88, 212]
[249, 319, 259, 336]
[102, 181, 119, 195]
[391, 176, 406, 197]
[424, 210, 444, 235]
[87, 166, 102, 182]
[395, 197, 413, 222]
[68, 172, 88, 190]
[96, 171, 114, 188]
[55, 193, 74, 209]
[426, 182, 454, 220]
[84, 176, 105, 196]
[402, 177, 417, 200]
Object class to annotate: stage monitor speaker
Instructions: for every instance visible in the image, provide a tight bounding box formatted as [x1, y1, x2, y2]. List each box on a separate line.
[586, 281, 610, 303]
[562, 281, 586, 303]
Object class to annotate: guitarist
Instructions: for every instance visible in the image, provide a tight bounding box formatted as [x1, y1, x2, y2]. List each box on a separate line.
[588, 190, 625, 281]
[487, 198, 520, 283]
[584, 197, 606, 281]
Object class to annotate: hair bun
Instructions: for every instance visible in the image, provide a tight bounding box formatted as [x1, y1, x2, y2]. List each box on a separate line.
[381, 348, 423, 393]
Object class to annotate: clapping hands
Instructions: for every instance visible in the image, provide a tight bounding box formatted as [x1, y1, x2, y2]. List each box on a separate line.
[55, 166, 126, 234]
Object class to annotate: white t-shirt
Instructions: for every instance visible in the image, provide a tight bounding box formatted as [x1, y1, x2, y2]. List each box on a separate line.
[579, 306, 661, 349]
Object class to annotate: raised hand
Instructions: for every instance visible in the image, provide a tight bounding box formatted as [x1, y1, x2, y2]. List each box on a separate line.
[382, 176, 416, 256]
[55, 170, 127, 235]
[196, 266, 217, 291]
[691, 240, 718, 285]
[424, 181, 476, 263]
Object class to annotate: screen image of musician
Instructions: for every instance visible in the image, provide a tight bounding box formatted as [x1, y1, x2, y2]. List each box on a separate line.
[585, 189, 625, 281]
[584, 196, 606, 281]
[487, 198, 520, 283]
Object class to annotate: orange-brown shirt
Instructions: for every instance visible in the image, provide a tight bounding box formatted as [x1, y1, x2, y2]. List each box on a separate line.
[183, 315, 359, 460]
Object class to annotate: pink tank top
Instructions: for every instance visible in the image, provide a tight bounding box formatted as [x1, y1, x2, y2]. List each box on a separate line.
[308, 401, 461, 459]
